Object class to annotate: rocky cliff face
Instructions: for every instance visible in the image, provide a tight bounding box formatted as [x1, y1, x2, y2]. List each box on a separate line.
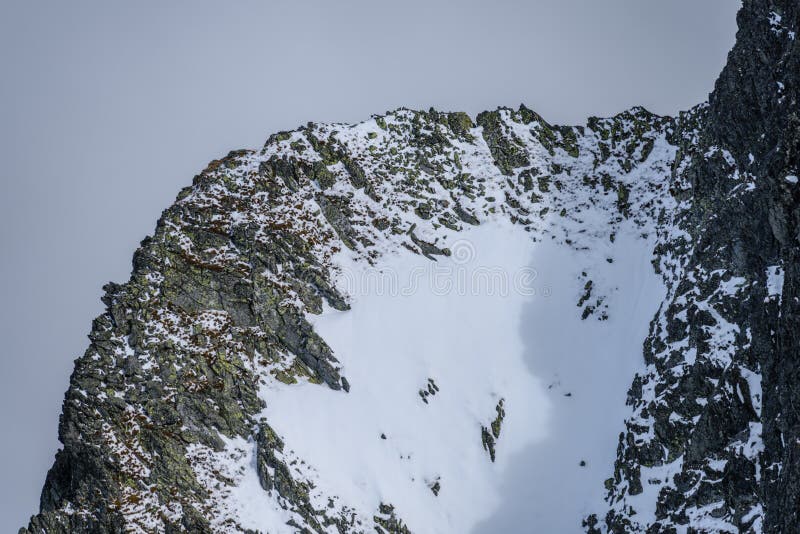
[595, 1, 800, 532]
[22, 2, 800, 533]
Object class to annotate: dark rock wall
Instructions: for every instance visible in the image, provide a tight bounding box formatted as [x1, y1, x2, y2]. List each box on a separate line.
[709, 2, 800, 532]
[599, 2, 800, 532]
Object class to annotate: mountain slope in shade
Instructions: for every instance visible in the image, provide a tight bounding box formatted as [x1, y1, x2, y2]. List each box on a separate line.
[22, 1, 800, 532]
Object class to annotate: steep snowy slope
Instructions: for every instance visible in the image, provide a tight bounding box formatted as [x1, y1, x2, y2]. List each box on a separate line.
[22, 105, 681, 533]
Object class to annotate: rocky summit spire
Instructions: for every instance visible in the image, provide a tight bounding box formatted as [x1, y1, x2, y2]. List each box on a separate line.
[22, 2, 800, 533]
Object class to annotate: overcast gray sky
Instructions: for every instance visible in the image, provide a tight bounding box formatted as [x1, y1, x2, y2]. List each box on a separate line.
[0, 1, 739, 530]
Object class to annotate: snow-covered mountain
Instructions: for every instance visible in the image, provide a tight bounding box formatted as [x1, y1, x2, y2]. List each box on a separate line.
[22, 1, 800, 532]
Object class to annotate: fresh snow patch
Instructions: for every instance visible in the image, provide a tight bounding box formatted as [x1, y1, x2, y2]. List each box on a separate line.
[251, 216, 665, 533]
[220, 437, 296, 530]
[769, 11, 783, 34]
[766, 265, 784, 304]
[474, 221, 665, 533]
[263, 220, 548, 533]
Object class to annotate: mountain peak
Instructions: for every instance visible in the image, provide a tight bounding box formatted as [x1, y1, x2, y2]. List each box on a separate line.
[22, 2, 800, 532]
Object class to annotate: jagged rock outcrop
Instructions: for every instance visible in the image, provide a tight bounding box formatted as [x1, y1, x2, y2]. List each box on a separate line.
[21, 2, 800, 532]
[21, 103, 676, 533]
[594, 2, 800, 532]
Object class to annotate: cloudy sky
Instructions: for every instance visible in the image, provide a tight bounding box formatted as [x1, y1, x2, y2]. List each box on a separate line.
[0, 1, 739, 530]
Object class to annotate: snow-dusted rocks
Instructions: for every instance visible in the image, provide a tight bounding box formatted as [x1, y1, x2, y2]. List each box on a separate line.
[23, 104, 682, 533]
[22, 1, 800, 531]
